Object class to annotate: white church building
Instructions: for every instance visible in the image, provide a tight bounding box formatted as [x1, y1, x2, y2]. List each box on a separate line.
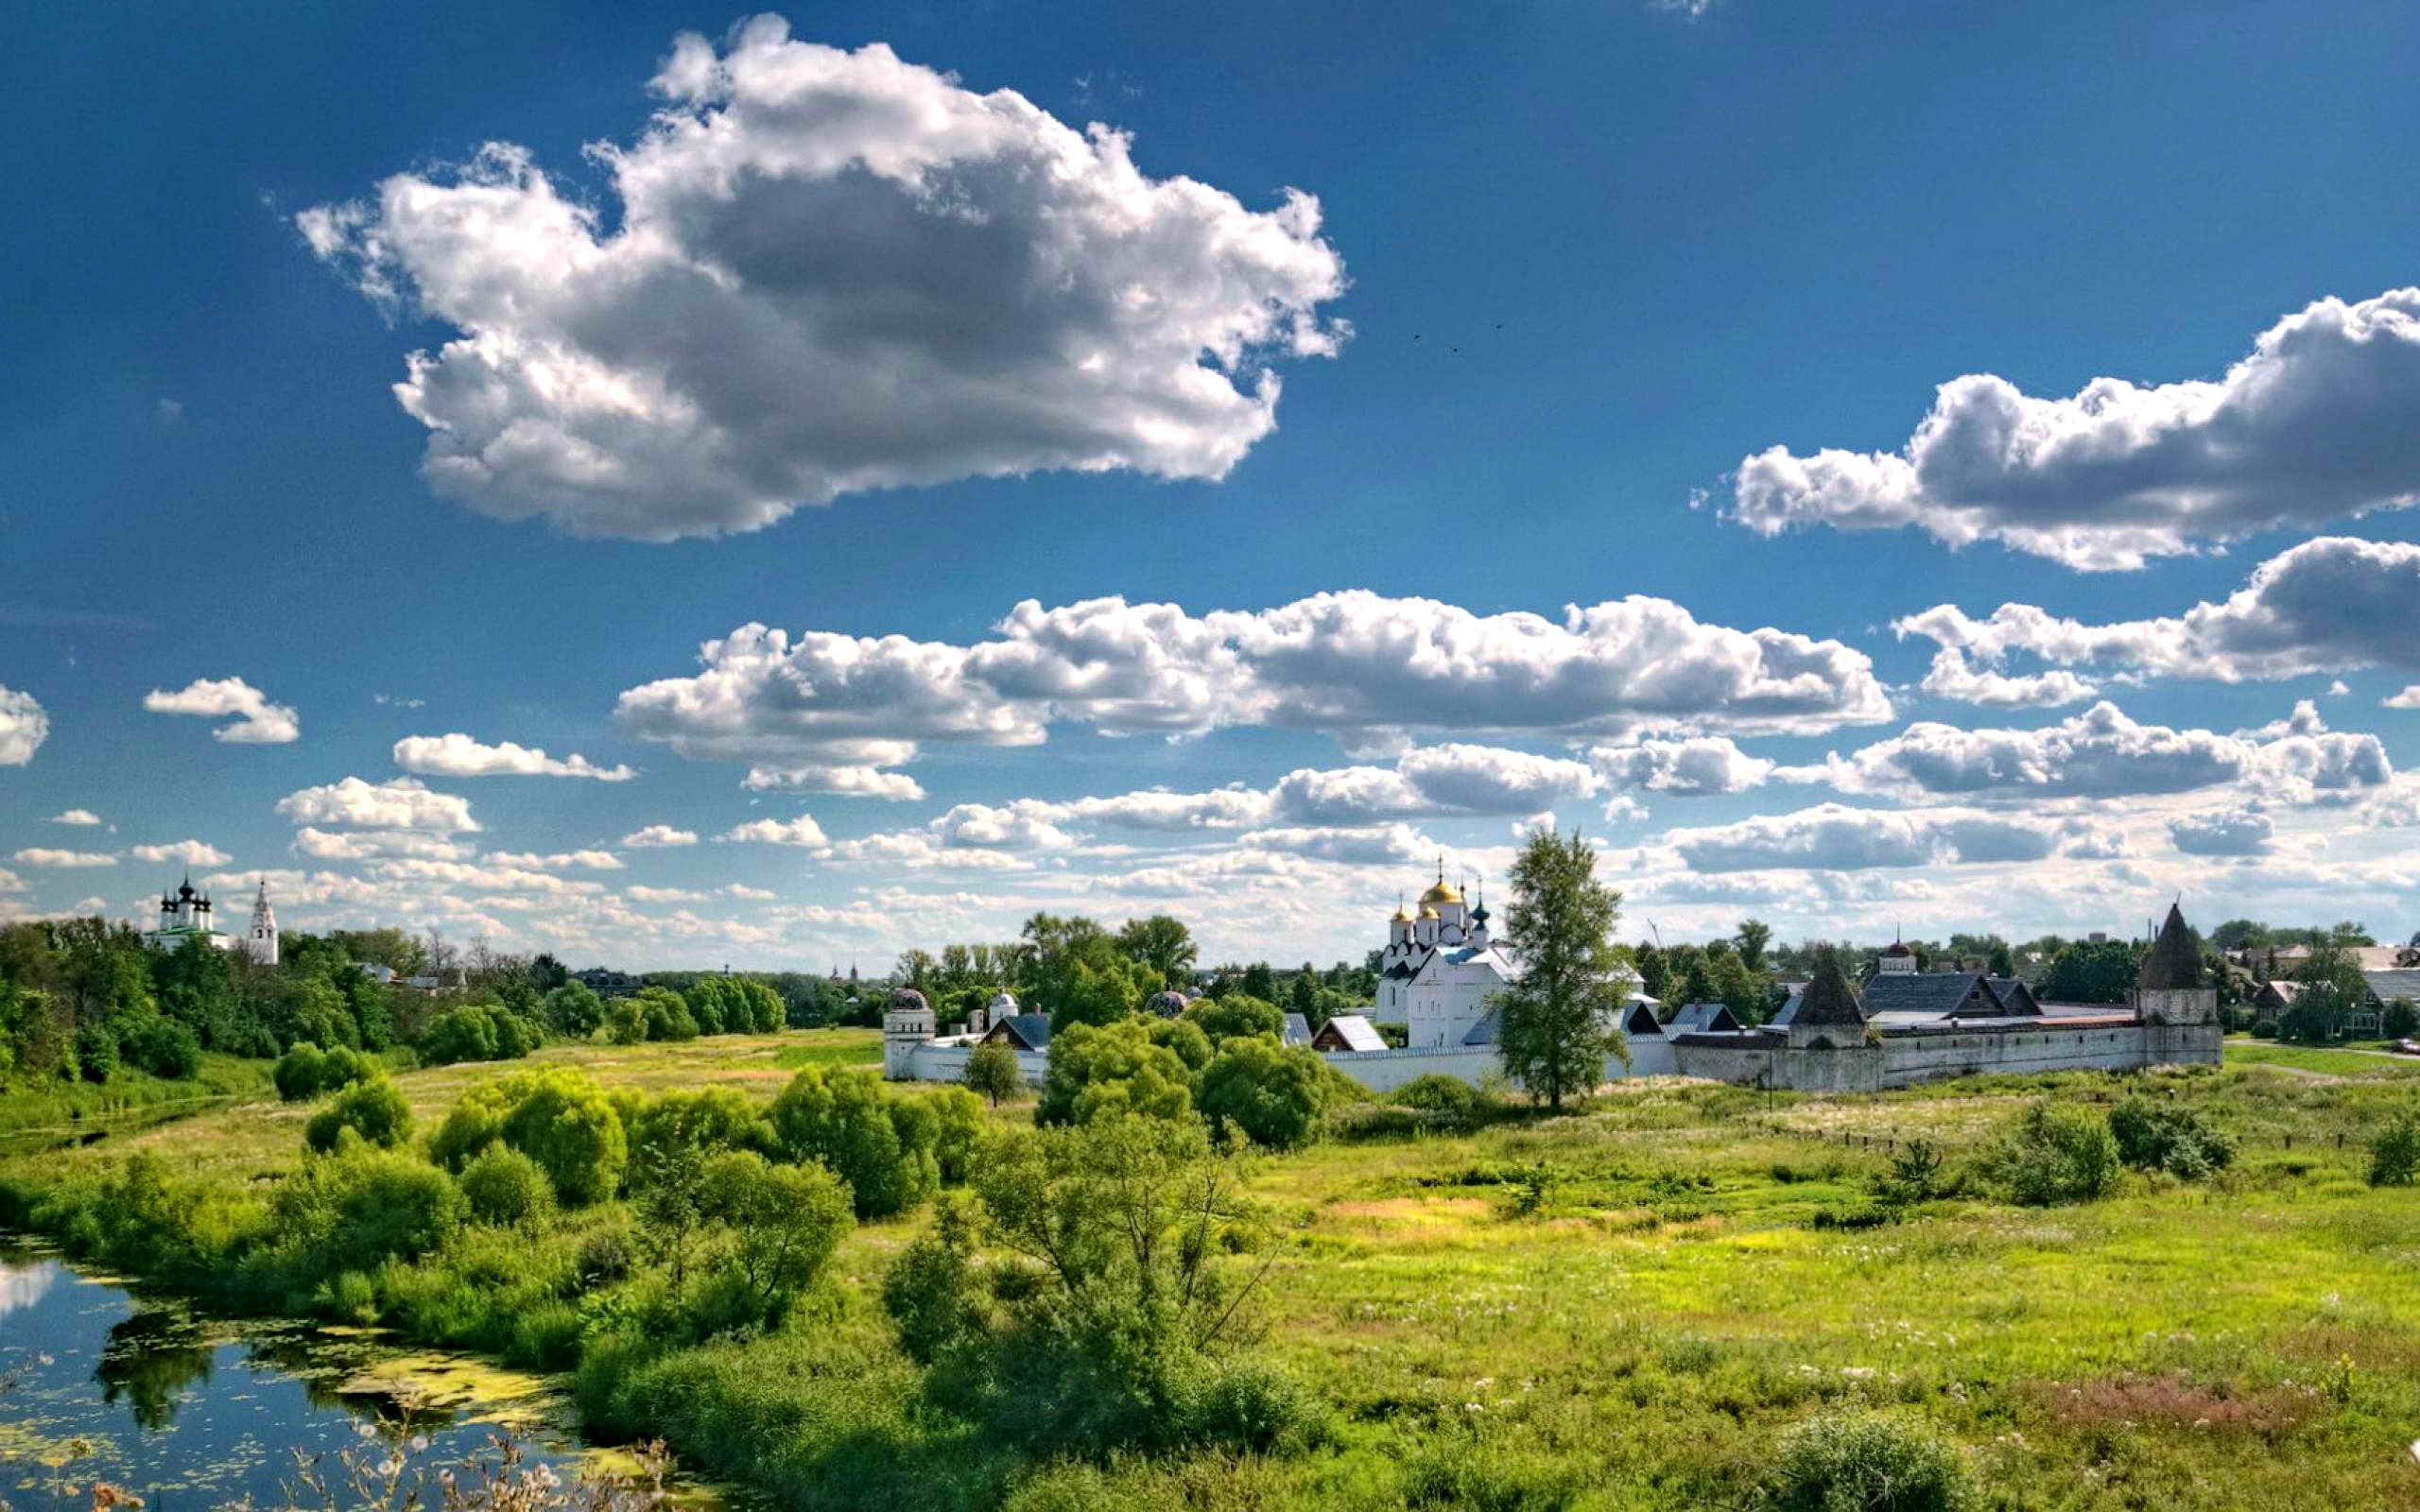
[1377, 868, 1519, 1049]
[145, 875, 278, 966]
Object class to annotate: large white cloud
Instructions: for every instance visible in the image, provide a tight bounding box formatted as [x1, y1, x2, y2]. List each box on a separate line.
[618, 592, 1892, 771]
[1913, 648, 2100, 710]
[1791, 698, 2390, 807]
[300, 20, 1347, 541]
[1729, 288, 2420, 570]
[1896, 536, 2420, 686]
[0, 688, 47, 765]
[130, 840, 232, 867]
[717, 815, 830, 847]
[11, 849, 117, 868]
[393, 733, 634, 781]
[1590, 734, 1774, 796]
[1662, 803, 2061, 872]
[142, 677, 300, 744]
[2168, 809, 2273, 856]
[293, 828, 472, 861]
[275, 777, 479, 833]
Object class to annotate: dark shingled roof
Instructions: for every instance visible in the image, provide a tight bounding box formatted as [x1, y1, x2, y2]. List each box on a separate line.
[1793, 948, 1868, 1027]
[2137, 903, 2203, 989]
[1669, 1002, 1743, 1034]
[1860, 972, 1993, 1017]
[1983, 977, 2043, 1017]
[983, 1013, 1052, 1052]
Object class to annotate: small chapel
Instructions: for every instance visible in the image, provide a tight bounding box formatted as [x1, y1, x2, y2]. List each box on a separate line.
[1375, 865, 1519, 1049]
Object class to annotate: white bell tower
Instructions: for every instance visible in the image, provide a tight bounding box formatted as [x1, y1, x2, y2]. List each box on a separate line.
[244, 878, 279, 967]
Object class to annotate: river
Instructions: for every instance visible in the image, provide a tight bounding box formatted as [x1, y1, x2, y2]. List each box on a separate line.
[0, 1243, 671, 1509]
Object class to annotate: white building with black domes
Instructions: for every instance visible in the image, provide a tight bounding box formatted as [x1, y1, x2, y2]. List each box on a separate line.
[145, 874, 279, 965]
[1377, 866, 1519, 1049]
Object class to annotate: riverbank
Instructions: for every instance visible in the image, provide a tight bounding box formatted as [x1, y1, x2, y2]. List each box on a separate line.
[7, 1033, 2420, 1509]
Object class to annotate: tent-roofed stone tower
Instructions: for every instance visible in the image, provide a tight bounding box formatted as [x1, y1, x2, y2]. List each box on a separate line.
[2135, 902, 2222, 1065]
[1788, 945, 1870, 1051]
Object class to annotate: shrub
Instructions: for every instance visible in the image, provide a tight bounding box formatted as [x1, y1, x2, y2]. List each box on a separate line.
[2385, 1000, 2420, 1040]
[1183, 993, 1285, 1045]
[1145, 1017, 1215, 1074]
[1035, 1020, 1194, 1128]
[628, 1087, 767, 1184]
[770, 1065, 935, 1218]
[2252, 1019, 2279, 1040]
[489, 1010, 542, 1059]
[123, 1018, 201, 1080]
[2370, 1110, 2420, 1187]
[1760, 1412, 1972, 1511]
[74, 1022, 120, 1083]
[1195, 1037, 1329, 1150]
[2108, 1096, 2235, 1179]
[1874, 1138, 1946, 1206]
[420, 1006, 501, 1066]
[275, 1042, 330, 1100]
[1392, 1073, 1480, 1119]
[271, 1149, 466, 1278]
[304, 1075, 414, 1152]
[921, 1086, 989, 1186]
[881, 1194, 989, 1365]
[605, 998, 647, 1045]
[429, 1085, 510, 1171]
[965, 1040, 1025, 1107]
[695, 1149, 855, 1332]
[544, 981, 605, 1038]
[1991, 1103, 2121, 1207]
[498, 1069, 629, 1206]
[459, 1146, 553, 1226]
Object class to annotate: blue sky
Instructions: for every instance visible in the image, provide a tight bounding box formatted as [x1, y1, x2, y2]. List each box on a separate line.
[8, 0, 2420, 969]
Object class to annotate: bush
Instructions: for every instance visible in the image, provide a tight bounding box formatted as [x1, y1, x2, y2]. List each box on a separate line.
[275, 1042, 329, 1100]
[2370, 1110, 2420, 1187]
[1391, 1073, 1480, 1119]
[1874, 1139, 1946, 1206]
[1035, 1020, 1194, 1128]
[459, 1146, 553, 1226]
[921, 1087, 989, 1186]
[123, 1018, 201, 1080]
[2251, 1019, 2279, 1039]
[1761, 1412, 1972, 1512]
[694, 1149, 855, 1331]
[770, 1065, 936, 1218]
[965, 1040, 1025, 1107]
[271, 1150, 466, 1278]
[1195, 1037, 1329, 1150]
[420, 1006, 500, 1066]
[498, 1069, 629, 1206]
[74, 1022, 120, 1083]
[2108, 1096, 2235, 1180]
[1991, 1103, 2121, 1207]
[304, 1075, 414, 1152]
[1183, 993, 1285, 1045]
[2385, 1000, 2420, 1040]
[628, 1087, 766, 1184]
[544, 981, 605, 1038]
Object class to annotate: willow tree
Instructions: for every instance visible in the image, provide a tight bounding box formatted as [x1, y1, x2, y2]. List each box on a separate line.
[1495, 826, 1629, 1111]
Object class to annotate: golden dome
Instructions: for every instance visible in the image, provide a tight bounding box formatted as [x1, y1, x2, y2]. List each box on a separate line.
[1420, 879, 1462, 906]
[1391, 903, 1412, 923]
[1418, 903, 1440, 920]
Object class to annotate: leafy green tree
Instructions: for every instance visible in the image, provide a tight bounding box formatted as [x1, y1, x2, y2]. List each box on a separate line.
[2040, 939, 2140, 1005]
[1494, 826, 1629, 1111]
[1048, 954, 1150, 1034]
[527, 953, 570, 991]
[1115, 914, 1198, 986]
[965, 1040, 1026, 1108]
[1734, 919, 1772, 972]
[1184, 993, 1284, 1044]
[1988, 940, 2016, 978]
[698, 1150, 854, 1329]
[1195, 1038, 1328, 1150]
[1238, 962, 1277, 1003]
[769, 1065, 938, 1218]
[459, 1146, 552, 1226]
[486, 1068, 629, 1206]
[304, 1075, 413, 1152]
[544, 981, 605, 1038]
[122, 1017, 200, 1079]
[921, 1086, 989, 1185]
[1146, 1016, 1214, 1073]
[1036, 1019, 1194, 1127]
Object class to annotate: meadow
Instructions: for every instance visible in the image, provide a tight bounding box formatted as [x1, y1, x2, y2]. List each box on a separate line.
[6, 1032, 2420, 1510]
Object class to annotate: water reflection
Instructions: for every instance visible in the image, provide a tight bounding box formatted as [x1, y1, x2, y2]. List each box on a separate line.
[95, 1309, 216, 1431]
[0, 1242, 596, 1508]
[0, 1253, 59, 1317]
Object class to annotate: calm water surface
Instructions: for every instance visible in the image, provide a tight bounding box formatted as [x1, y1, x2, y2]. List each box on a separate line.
[0, 1244, 600, 1509]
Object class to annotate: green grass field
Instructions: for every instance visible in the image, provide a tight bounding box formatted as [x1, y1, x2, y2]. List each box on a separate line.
[2221, 1039, 2420, 1079]
[8, 1034, 2420, 1509]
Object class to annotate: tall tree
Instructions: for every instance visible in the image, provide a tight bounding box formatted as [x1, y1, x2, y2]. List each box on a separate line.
[1114, 914, 1198, 985]
[1494, 826, 1628, 1111]
[1734, 919, 1772, 972]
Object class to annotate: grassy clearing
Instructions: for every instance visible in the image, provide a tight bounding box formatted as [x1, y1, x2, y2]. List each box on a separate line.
[2222, 1040, 2420, 1079]
[0, 1052, 276, 1145]
[7, 1038, 2420, 1509]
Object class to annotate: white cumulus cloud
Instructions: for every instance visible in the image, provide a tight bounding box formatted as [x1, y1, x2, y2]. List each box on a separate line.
[1729, 288, 2420, 570]
[717, 815, 830, 847]
[622, 825, 700, 848]
[2167, 809, 2273, 856]
[12, 848, 117, 868]
[50, 809, 101, 826]
[0, 687, 50, 765]
[142, 677, 300, 744]
[393, 733, 635, 780]
[482, 850, 626, 870]
[276, 776, 479, 833]
[1590, 734, 1774, 796]
[130, 840, 232, 867]
[300, 20, 1347, 541]
[1662, 803, 2061, 872]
